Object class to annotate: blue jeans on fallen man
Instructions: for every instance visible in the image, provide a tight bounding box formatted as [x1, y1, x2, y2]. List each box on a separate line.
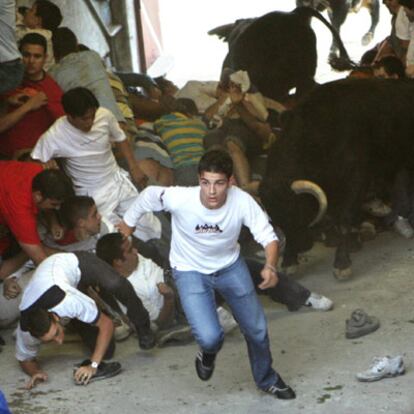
[172, 255, 279, 390]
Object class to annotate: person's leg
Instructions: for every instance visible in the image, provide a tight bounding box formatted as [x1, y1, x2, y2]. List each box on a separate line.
[75, 251, 155, 349]
[172, 268, 223, 378]
[214, 256, 278, 390]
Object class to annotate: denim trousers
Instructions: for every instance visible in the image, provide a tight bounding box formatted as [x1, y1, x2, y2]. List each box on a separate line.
[172, 255, 279, 390]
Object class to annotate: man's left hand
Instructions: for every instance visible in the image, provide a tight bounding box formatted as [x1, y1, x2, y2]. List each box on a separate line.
[73, 365, 97, 385]
[258, 267, 278, 290]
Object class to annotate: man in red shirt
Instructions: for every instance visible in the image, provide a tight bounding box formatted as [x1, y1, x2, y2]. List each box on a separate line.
[0, 161, 73, 296]
[0, 32, 64, 158]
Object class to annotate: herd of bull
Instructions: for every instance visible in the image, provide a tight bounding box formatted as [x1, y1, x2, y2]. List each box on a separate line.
[209, 3, 413, 279]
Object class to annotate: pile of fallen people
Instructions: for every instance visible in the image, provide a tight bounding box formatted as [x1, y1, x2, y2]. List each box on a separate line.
[0, 0, 334, 397]
[0, 0, 412, 402]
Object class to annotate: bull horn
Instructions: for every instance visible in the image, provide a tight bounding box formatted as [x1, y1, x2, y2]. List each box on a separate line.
[290, 180, 327, 227]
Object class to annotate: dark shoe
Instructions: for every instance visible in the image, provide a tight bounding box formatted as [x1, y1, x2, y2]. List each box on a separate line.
[138, 330, 156, 350]
[157, 324, 193, 348]
[195, 351, 215, 381]
[345, 309, 380, 339]
[265, 377, 296, 400]
[73, 360, 122, 385]
[0, 335, 5, 346]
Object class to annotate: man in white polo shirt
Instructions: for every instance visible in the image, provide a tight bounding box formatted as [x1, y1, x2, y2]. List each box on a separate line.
[31, 87, 161, 243]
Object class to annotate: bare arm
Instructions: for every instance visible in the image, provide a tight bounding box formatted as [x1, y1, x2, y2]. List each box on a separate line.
[115, 139, 148, 188]
[18, 242, 48, 265]
[155, 283, 176, 329]
[20, 359, 48, 390]
[258, 240, 279, 290]
[204, 85, 229, 121]
[0, 92, 47, 133]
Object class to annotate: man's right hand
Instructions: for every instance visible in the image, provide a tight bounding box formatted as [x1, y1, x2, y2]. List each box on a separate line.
[25, 371, 48, 390]
[25, 92, 48, 111]
[3, 277, 21, 299]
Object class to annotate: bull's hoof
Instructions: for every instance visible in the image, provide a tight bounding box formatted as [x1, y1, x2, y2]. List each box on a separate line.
[361, 32, 373, 46]
[360, 221, 377, 242]
[333, 267, 352, 281]
[283, 265, 298, 276]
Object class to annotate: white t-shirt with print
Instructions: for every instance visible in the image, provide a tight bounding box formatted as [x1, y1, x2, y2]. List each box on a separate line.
[124, 186, 277, 274]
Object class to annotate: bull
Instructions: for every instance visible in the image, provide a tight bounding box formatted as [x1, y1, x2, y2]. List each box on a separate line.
[296, 0, 381, 53]
[209, 7, 354, 101]
[259, 78, 414, 279]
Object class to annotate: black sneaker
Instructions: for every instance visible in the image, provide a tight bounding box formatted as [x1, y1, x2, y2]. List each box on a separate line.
[0, 335, 5, 346]
[265, 377, 296, 400]
[138, 330, 156, 350]
[73, 360, 122, 385]
[195, 351, 215, 381]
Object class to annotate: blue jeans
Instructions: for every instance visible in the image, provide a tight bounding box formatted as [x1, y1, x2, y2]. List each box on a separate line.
[172, 255, 278, 390]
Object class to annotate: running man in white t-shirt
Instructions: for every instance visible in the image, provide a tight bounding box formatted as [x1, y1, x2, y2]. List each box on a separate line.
[31, 87, 161, 243]
[117, 150, 296, 400]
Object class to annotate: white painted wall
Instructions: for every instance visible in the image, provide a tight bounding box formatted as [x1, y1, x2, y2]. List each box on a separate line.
[157, 0, 392, 87]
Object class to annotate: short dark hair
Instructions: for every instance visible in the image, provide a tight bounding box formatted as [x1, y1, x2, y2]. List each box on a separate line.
[52, 27, 78, 61]
[32, 168, 74, 201]
[198, 149, 233, 179]
[174, 98, 198, 116]
[35, 0, 62, 31]
[26, 309, 54, 338]
[61, 87, 99, 117]
[96, 233, 124, 266]
[60, 196, 95, 229]
[374, 56, 405, 79]
[19, 32, 47, 54]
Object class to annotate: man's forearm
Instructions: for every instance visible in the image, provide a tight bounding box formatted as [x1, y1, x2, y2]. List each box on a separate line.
[19, 243, 48, 265]
[264, 240, 279, 269]
[116, 139, 137, 171]
[90, 313, 114, 365]
[0, 103, 32, 133]
[155, 295, 175, 329]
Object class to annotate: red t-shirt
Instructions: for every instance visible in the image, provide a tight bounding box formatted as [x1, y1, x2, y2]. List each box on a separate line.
[0, 161, 43, 254]
[0, 73, 64, 157]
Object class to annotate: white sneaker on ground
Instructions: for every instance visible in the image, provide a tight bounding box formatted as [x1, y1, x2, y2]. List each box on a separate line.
[305, 293, 334, 311]
[356, 356, 405, 382]
[217, 306, 238, 334]
[393, 216, 414, 239]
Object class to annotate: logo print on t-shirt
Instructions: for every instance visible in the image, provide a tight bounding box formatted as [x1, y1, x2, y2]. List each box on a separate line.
[195, 224, 223, 233]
